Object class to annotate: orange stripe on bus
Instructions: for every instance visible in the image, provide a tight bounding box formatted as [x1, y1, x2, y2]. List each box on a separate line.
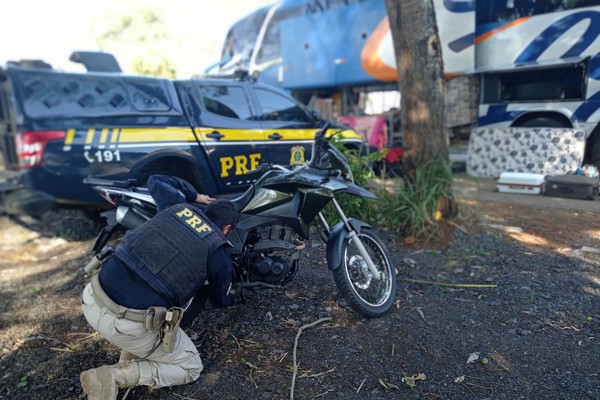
[361, 17, 397, 82]
[475, 17, 531, 44]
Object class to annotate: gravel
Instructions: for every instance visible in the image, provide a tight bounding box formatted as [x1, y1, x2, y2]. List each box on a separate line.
[0, 200, 599, 400]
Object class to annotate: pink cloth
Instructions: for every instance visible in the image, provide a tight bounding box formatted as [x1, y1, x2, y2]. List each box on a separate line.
[339, 116, 387, 150]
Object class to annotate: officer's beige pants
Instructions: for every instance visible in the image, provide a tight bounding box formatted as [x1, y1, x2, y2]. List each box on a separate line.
[81, 282, 203, 388]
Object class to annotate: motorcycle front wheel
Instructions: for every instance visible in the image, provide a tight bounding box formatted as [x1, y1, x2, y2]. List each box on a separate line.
[332, 228, 397, 318]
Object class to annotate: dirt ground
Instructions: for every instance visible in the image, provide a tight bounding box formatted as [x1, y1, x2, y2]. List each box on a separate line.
[0, 175, 599, 400]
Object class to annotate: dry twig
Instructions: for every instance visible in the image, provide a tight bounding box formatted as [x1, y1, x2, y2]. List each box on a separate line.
[300, 366, 336, 379]
[357, 378, 366, 394]
[399, 278, 497, 288]
[290, 317, 332, 400]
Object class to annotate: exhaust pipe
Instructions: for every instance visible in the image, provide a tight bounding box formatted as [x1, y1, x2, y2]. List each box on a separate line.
[116, 206, 149, 230]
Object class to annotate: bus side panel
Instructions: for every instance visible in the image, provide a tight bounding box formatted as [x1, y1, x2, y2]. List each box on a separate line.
[475, 8, 600, 69]
[280, 0, 388, 89]
[432, 0, 476, 75]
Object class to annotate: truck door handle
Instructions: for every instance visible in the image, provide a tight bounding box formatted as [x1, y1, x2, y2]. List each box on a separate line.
[269, 133, 282, 140]
[206, 131, 225, 141]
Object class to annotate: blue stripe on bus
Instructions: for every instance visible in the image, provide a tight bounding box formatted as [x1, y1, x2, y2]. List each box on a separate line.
[590, 56, 600, 80]
[574, 90, 600, 122]
[478, 105, 520, 127]
[449, 33, 475, 53]
[516, 11, 600, 63]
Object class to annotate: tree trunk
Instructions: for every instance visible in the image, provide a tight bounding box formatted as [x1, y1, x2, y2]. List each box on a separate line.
[384, 0, 448, 178]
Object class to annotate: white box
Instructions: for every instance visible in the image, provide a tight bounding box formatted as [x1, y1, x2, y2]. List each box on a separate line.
[496, 172, 545, 195]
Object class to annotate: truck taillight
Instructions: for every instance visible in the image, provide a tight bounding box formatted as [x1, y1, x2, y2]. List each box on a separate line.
[16, 131, 66, 169]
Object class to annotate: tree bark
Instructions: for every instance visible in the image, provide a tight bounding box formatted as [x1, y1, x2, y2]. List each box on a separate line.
[384, 0, 448, 178]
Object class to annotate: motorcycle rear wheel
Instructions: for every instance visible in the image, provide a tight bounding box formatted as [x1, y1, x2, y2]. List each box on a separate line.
[332, 228, 397, 317]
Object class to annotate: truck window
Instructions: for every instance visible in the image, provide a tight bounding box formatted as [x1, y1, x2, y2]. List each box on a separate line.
[254, 88, 311, 122]
[199, 85, 252, 120]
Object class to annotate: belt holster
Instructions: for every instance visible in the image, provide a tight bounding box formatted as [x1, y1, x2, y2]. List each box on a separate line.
[162, 307, 184, 353]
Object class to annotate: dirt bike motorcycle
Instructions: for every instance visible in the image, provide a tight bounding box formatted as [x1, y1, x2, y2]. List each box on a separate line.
[85, 124, 397, 317]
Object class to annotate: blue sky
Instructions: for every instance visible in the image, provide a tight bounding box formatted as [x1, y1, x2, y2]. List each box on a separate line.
[1, 0, 273, 77]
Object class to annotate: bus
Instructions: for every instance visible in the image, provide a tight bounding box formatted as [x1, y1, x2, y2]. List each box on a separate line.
[219, 0, 600, 165]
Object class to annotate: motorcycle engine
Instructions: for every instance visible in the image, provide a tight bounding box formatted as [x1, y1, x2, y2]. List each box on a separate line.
[250, 255, 292, 284]
[246, 224, 302, 285]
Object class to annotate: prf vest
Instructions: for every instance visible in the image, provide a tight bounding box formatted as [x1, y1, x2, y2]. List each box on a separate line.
[115, 203, 227, 306]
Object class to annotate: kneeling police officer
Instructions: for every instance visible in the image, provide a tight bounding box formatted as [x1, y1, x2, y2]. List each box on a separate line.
[80, 175, 239, 400]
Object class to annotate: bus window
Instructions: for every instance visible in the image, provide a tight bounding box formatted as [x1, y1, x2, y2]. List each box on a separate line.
[477, 0, 600, 25]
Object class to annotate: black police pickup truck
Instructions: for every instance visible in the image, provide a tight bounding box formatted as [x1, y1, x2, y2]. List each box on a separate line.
[0, 62, 363, 217]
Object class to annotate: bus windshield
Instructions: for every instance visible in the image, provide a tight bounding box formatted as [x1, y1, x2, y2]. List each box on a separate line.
[221, 6, 271, 62]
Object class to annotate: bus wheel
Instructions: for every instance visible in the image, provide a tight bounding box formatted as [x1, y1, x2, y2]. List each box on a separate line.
[517, 117, 570, 128]
[586, 129, 600, 169]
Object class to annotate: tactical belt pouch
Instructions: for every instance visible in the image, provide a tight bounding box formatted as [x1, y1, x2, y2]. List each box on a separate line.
[162, 307, 184, 353]
[84, 246, 114, 275]
[144, 306, 168, 331]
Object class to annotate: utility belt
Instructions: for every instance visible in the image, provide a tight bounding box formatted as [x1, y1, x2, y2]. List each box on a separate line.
[90, 274, 147, 322]
[86, 250, 184, 353]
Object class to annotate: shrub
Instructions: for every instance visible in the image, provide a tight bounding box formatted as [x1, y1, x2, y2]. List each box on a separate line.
[323, 141, 455, 241]
[380, 156, 455, 239]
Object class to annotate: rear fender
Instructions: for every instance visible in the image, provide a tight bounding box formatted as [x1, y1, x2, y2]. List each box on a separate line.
[325, 218, 372, 271]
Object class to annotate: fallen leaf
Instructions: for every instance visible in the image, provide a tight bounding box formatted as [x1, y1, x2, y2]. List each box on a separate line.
[466, 352, 480, 364]
[401, 373, 426, 388]
[402, 257, 417, 267]
[415, 307, 425, 320]
[404, 236, 416, 246]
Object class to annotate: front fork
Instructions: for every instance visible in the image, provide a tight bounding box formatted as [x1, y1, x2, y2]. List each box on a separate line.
[320, 198, 381, 281]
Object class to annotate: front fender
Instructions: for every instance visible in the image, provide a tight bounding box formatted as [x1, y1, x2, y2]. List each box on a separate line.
[325, 218, 372, 271]
[335, 182, 378, 200]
